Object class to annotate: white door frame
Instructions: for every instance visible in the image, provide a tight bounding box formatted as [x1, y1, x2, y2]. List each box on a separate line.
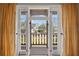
[16, 4, 63, 56]
[50, 5, 63, 56]
[28, 7, 50, 56]
[16, 5, 28, 56]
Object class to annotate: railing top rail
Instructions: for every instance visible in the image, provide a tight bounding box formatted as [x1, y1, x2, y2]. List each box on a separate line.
[31, 33, 47, 34]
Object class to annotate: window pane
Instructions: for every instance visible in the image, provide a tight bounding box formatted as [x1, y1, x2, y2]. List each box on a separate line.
[52, 11, 58, 49]
[20, 11, 27, 49]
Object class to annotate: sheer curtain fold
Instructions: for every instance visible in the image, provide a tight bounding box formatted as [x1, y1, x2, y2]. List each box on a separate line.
[62, 4, 78, 56]
[0, 4, 16, 56]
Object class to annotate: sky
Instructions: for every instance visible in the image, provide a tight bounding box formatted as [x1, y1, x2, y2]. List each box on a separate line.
[20, 14, 58, 25]
[52, 15, 58, 26]
[32, 20, 47, 24]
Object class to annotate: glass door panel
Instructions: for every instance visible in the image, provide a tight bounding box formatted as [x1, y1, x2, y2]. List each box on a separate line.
[51, 11, 60, 55]
[52, 11, 58, 47]
[20, 11, 28, 50]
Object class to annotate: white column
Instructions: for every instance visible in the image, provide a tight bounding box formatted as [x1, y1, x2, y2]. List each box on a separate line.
[28, 8, 30, 56]
[40, 34, 41, 44]
[48, 8, 52, 56]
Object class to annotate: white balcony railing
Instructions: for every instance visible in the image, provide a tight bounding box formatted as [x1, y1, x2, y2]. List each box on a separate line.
[31, 33, 47, 45]
[20, 33, 58, 46]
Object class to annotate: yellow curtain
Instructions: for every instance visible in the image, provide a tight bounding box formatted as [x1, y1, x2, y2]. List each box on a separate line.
[62, 4, 78, 56]
[0, 4, 16, 56]
[76, 4, 79, 56]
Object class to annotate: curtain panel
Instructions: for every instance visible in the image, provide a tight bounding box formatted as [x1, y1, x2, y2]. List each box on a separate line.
[0, 4, 16, 56]
[62, 4, 78, 56]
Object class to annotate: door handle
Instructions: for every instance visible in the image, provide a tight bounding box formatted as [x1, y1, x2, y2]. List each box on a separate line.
[60, 33, 64, 35]
[16, 33, 19, 35]
[29, 21, 31, 24]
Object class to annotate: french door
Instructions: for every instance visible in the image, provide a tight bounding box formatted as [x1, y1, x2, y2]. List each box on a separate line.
[16, 4, 63, 56]
[28, 9, 49, 55]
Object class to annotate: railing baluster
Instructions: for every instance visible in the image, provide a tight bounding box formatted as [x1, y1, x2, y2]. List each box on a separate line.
[35, 34, 37, 45]
[34, 34, 36, 44]
[46, 34, 47, 44]
[41, 34, 42, 45]
[56, 34, 57, 45]
[44, 33, 45, 45]
[21, 36, 23, 44]
[24, 34, 25, 44]
[31, 34, 32, 44]
[53, 34, 54, 45]
[43, 34, 44, 45]
[22, 35, 24, 44]
[35, 34, 36, 44]
[34, 33, 35, 44]
[21, 35, 22, 44]
[23, 35, 24, 44]
[37, 34, 39, 45]
[45, 33, 46, 45]
[38, 34, 39, 44]
[33, 34, 34, 45]
[45, 34, 46, 44]
[40, 34, 41, 44]
[43, 34, 44, 44]
[35, 33, 37, 45]
[37, 33, 38, 45]
[38, 34, 39, 45]
[42, 34, 43, 45]
[24, 35, 25, 44]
